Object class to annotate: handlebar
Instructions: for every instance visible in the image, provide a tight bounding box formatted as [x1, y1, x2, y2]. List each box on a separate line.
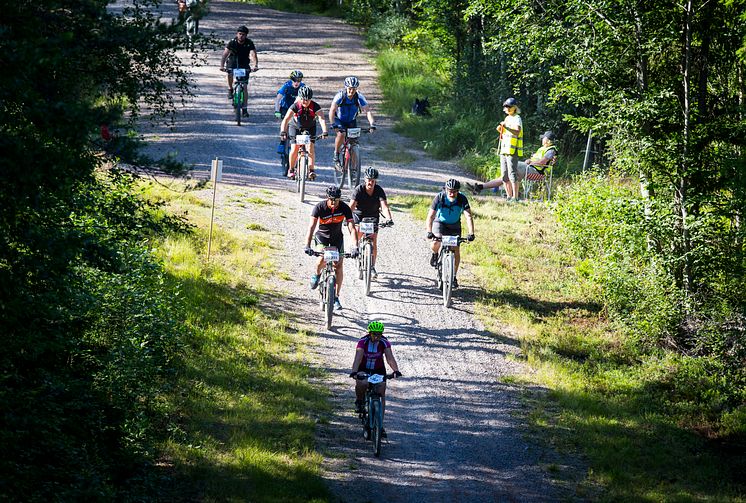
[352, 372, 398, 380]
[431, 236, 471, 243]
[331, 125, 375, 134]
[220, 67, 258, 74]
[307, 249, 358, 259]
[280, 132, 327, 141]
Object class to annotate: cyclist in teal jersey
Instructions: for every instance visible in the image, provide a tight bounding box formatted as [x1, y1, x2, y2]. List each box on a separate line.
[425, 179, 475, 288]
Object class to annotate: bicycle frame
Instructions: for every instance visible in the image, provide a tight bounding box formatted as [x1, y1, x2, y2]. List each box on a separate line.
[433, 235, 468, 308]
[230, 68, 250, 126]
[356, 217, 390, 296]
[309, 246, 354, 329]
[333, 127, 367, 189]
[354, 372, 395, 457]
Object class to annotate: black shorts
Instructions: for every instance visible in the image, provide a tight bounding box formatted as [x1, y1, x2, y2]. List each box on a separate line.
[353, 214, 380, 225]
[289, 124, 317, 144]
[433, 221, 461, 240]
[313, 235, 344, 254]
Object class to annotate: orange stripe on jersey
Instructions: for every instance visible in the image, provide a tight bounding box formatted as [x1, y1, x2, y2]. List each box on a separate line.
[319, 214, 347, 225]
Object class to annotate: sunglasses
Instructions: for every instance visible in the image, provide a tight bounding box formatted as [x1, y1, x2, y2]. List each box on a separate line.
[328, 197, 341, 202]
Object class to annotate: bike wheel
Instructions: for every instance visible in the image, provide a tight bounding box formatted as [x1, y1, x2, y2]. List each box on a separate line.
[363, 242, 373, 296]
[350, 145, 361, 186]
[299, 156, 308, 202]
[234, 101, 241, 126]
[442, 251, 454, 307]
[281, 144, 289, 177]
[325, 275, 335, 329]
[370, 397, 383, 457]
[333, 147, 345, 188]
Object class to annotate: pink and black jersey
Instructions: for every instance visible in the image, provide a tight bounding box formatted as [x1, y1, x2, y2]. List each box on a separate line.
[355, 335, 391, 374]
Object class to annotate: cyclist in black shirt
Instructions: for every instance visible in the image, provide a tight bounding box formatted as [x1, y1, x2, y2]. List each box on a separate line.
[349, 167, 394, 280]
[219, 25, 258, 115]
[304, 186, 357, 311]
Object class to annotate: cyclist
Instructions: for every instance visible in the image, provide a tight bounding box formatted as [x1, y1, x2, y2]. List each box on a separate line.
[219, 25, 258, 118]
[328, 76, 376, 168]
[466, 131, 557, 195]
[274, 70, 306, 160]
[304, 186, 357, 311]
[348, 167, 394, 280]
[425, 179, 475, 288]
[349, 321, 402, 435]
[280, 86, 328, 180]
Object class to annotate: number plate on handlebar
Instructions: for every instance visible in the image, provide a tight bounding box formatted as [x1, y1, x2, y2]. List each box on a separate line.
[295, 134, 311, 145]
[367, 374, 384, 384]
[359, 222, 375, 234]
[346, 127, 361, 139]
[233, 68, 246, 78]
[442, 235, 459, 247]
[323, 247, 340, 262]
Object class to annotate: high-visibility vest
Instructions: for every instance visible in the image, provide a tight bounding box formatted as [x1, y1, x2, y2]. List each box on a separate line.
[530, 145, 557, 173]
[500, 116, 523, 156]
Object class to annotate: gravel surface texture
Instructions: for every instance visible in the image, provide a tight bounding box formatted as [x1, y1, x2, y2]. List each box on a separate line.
[137, 2, 581, 501]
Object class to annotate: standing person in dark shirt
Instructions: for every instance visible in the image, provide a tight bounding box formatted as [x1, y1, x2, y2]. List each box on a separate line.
[304, 186, 357, 311]
[219, 25, 258, 116]
[348, 167, 394, 279]
[280, 86, 328, 180]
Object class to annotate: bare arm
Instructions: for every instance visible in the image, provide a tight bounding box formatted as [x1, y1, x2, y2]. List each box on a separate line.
[426, 208, 436, 232]
[280, 108, 294, 134]
[328, 101, 338, 125]
[464, 209, 475, 235]
[361, 105, 375, 128]
[351, 347, 364, 373]
[380, 199, 393, 221]
[383, 347, 399, 373]
[304, 216, 318, 247]
[349, 199, 358, 213]
[249, 49, 258, 70]
[318, 115, 328, 135]
[220, 47, 230, 69]
[274, 93, 283, 113]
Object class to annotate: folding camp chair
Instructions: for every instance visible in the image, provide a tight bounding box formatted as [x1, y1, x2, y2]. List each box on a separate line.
[521, 156, 556, 201]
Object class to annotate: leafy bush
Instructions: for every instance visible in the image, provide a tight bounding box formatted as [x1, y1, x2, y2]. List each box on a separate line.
[367, 13, 410, 47]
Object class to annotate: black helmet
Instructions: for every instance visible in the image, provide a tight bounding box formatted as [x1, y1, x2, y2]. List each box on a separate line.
[237, 25, 249, 34]
[364, 167, 379, 180]
[502, 97, 517, 108]
[445, 179, 461, 190]
[298, 86, 313, 100]
[289, 69, 303, 81]
[541, 130, 556, 141]
[326, 186, 342, 199]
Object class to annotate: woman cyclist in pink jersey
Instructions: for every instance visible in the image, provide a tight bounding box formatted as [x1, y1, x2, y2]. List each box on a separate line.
[349, 321, 402, 436]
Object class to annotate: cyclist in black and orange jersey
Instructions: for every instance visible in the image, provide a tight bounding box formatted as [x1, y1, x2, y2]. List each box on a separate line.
[304, 186, 357, 311]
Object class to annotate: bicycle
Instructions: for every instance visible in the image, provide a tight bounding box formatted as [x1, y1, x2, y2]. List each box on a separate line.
[283, 130, 324, 203]
[332, 126, 371, 189]
[352, 371, 396, 457]
[221, 67, 254, 126]
[431, 235, 470, 308]
[356, 217, 392, 296]
[307, 246, 356, 329]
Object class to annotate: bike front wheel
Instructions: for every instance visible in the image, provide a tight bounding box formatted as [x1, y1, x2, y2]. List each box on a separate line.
[334, 147, 346, 189]
[370, 397, 383, 457]
[350, 144, 361, 186]
[325, 275, 336, 329]
[298, 155, 308, 202]
[442, 250, 454, 307]
[363, 241, 373, 296]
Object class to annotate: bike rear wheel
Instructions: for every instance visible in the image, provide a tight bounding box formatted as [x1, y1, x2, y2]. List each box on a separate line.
[370, 397, 383, 457]
[299, 155, 308, 202]
[325, 275, 335, 329]
[442, 250, 454, 307]
[363, 242, 373, 296]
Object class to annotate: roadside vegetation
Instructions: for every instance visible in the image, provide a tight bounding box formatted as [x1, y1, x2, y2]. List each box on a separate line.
[362, 0, 746, 499]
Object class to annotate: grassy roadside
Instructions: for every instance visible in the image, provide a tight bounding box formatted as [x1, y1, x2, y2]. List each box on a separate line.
[143, 180, 331, 502]
[394, 192, 745, 501]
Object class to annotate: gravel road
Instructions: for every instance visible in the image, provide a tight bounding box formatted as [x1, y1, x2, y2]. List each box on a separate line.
[140, 2, 578, 501]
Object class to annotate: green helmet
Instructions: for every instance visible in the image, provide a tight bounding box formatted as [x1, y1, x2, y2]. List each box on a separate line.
[367, 321, 384, 333]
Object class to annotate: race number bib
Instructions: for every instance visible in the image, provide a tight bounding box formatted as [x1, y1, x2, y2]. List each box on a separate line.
[323, 247, 340, 262]
[442, 235, 459, 247]
[295, 134, 311, 145]
[347, 127, 361, 139]
[367, 374, 384, 385]
[233, 68, 246, 78]
[359, 222, 375, 234]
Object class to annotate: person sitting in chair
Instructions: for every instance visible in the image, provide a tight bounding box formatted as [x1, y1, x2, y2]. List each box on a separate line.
[466, 131, 557, 196]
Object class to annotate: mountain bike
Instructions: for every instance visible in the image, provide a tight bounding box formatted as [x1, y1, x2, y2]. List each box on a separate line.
[353, 371, 396, 457]
[287, 131, 324, 203]
[432, 235, 469, 308]
[221, 67, 253, 126]
[332, 126, 371, 189]
[308, 246, 356, 329]
[356, 217, 392, 296]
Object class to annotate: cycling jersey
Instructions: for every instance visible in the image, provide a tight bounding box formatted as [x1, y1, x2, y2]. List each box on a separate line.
[277, 80, 305, 112]
[290, 100, 321, 131]
[332, 90, 368, 123]
[312, 200, 353, 244]
[355, 335, 391, 374]
[430, 191, 470, 225]
[226, 37, 256, 69]
[350, 184, 387, 219]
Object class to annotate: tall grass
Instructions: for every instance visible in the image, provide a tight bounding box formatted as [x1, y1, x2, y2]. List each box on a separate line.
[396, 193, 746, 501]
[144, 181, 331, 502]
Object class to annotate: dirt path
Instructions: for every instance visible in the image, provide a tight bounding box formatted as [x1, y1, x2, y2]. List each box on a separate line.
[142, 2, 575, 501]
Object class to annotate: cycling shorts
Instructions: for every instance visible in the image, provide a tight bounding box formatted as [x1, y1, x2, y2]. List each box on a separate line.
[313, 235, 344, 255]
[333, 118, 357, 130]
[288, 124, 317, 144]
[353, 214, 380, 226]
[433, 221, 461, 241]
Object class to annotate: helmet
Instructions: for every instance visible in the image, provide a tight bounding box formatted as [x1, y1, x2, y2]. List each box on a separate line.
[289, 69, 303, 81]
[445, 179, 461, 190]
[541, 130, 556, 141]
[237, 25, 249, 34]
[298, 86, 313, 100]
[326, 186, 342, 199]
[502, 97, 517, 108]
[367, 320, 384, 333]
[344, 76, 360, 89]
[364, 167, 379, 180]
